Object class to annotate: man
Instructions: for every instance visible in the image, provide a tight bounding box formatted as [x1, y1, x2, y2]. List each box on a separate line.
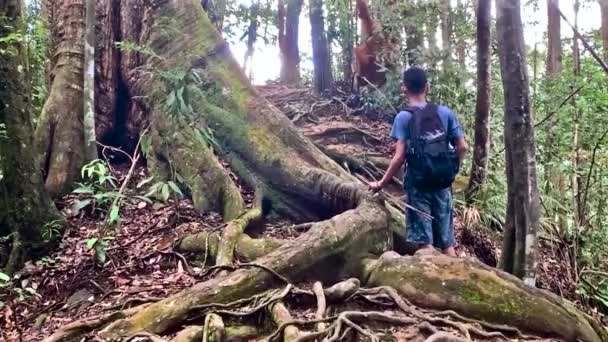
[369, 67, 467, 256]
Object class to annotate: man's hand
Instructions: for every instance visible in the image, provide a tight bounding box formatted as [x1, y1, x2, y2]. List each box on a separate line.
[368, 180, 384, 192]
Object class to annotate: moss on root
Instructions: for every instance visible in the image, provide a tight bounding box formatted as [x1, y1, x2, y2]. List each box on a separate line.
[361, 252, 607, 342]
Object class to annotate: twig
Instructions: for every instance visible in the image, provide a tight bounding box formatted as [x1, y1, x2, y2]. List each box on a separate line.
[360, 76, 398, 114]
[169, 251, 193, 276]
[534, 85, 584, 128]
[581, 127, 608, 220]
[109, 126, 150, 213]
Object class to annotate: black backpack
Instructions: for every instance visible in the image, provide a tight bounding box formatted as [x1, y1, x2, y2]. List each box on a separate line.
[405, 104, 459, 190]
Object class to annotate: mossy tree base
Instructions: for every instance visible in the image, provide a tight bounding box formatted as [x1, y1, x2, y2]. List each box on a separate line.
[0, 0, 63, 274]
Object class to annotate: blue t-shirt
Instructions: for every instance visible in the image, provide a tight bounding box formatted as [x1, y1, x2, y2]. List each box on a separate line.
[390, 104, 463, 146]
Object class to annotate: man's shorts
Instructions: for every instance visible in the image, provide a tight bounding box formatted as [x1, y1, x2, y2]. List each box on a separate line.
[405, 185, 455, 249]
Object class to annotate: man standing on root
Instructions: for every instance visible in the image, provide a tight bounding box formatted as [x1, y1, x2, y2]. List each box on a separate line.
[369, 67, 468, 256]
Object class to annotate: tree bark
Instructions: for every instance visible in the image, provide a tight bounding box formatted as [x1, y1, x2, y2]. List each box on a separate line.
[405, 0, 423, 66]
[546, 0, 562, 76]
[83, 0, 98, 161]
[425, 1, 439, 68]
[495, 0, 540, 286]
[34, 0, 86, 197]
[309, 0, 333, 94]
[455, 0, 466, 68]
[545, 0, 565, 235]
[0, 0, 62, 274]
[466, 0, 492, 201]
[439, 0, 453, 69]
[600, 0, 608, 60]
[280, 0, 304, 84]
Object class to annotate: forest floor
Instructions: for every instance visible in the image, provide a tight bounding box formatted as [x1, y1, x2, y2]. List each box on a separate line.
[2, 85, 582, 341]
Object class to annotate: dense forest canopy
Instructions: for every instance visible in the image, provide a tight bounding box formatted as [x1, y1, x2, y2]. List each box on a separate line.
[1, 0, 608, 341]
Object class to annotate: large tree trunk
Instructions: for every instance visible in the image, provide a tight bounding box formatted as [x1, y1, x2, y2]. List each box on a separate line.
[466, 0, 492, 200]
[279, 0, 304, 84]
[495, 0, 540, 286]
[309, 0, 333, 94]
[34, 0, 86, 197]
[0, 0, 63, 274]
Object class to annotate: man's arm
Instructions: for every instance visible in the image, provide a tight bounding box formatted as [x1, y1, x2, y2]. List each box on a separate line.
[445, 106, 468, 166]
[369, 140, 406, 191]
[453, 137, 468, 166]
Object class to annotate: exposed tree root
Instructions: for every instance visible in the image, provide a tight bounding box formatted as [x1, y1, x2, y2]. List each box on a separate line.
[216, 208, 263, 274]
[306, 126, 383, 146]
[423, 332, 470, 342]
[171, 324, 260, 342]
[269, 310, 416, 342]
[171, 326, 205, 342]
[202, 313, 224, 342]
[175, 230, 283, 263]
[270, 301, 301, 342]
[360, 252, 608, 342]
[323, 278, 361, 302]
[99, 197, 389, 338]
[312, 282, 327, 332]
[42, 303, 151, 342]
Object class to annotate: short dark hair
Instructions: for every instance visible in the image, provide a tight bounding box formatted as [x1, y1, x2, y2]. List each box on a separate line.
[402, 67, 428, 95]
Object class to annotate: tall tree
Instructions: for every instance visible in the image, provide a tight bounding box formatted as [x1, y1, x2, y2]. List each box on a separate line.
[404, 0, 423, 66]
[455, 0, 466, 68]
[0, 0, 63, 274]
[545, 0, 565, 236]
[34, 0, 86, 197]
[425, 1, 439, 65]
[600, 0, 608, 60]
[571, 0, 583, 271]
[466, 0, 492, 201]
[309, 0, 333, 93]
[546, 0, 562, 76]
[279, 0, 304, 83]
[83, 0, 97, 161]
[439, 0, 453, 68]
[495, 0, 540, 286]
